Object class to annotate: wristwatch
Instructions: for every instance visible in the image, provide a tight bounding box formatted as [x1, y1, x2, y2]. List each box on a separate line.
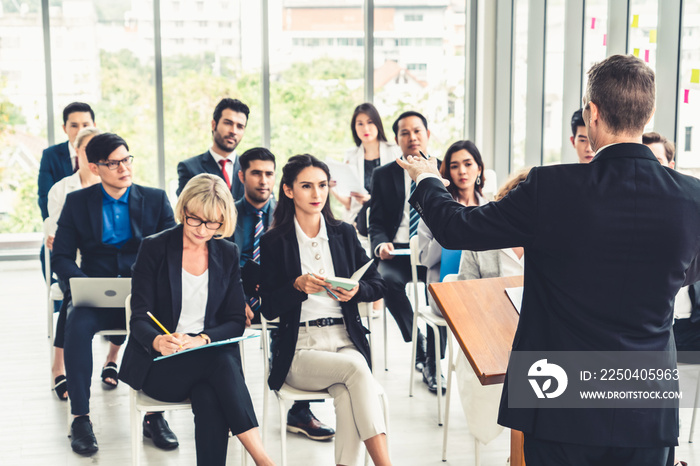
[198, 333, 211, 345]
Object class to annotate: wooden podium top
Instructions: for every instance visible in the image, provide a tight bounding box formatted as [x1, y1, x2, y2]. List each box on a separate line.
[428, 275, 523, 386]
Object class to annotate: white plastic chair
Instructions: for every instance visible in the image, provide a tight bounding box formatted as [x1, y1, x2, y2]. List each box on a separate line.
[261, 316, 389, 466]
[364, 207, 390, 371]
[438, 273, 460, 462]
[408, 235, 452, 426]
[43, 219, 64, 388]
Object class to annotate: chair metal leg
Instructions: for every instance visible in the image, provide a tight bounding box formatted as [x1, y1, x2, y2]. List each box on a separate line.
[278, 396, 287, 466]
[408, 286, 421, 397]
[131, 392, 140, 466]
[442, 336, 454, 461]
[428, 321, 443, 425]
[474, 437, 481, 466]
[690, 369, 700, 443]
[383, 305, 388, 371]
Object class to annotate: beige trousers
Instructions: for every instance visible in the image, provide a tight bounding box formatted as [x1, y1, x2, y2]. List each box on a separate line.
[286, 323, 386, 466]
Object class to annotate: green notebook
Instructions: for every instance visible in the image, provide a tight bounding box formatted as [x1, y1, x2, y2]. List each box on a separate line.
[312, 259, 375, 297]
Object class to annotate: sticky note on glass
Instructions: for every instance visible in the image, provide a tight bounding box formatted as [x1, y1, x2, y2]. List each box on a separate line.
[603, 34, 607, 46]
[631, 14, 639, 28]
[692, 69, 700, 84]
[685, 89, 690, 104]
[644, 50, 650, 62]
[649, 29, 657, 43]
[633, 48, 640, 57]
[591, 17, 596, 29]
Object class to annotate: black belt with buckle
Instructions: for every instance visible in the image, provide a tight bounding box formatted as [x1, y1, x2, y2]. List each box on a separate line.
[304, 317, 344, 327]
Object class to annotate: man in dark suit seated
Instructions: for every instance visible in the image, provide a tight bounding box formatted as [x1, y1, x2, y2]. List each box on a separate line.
[399, 54, 700, 465]
[38, 102, 96, 220]
[53, 133, 177, 455]
[369, 110, 446, 393]
[231, 147, 335, 441]
[176, 98, 248, 200]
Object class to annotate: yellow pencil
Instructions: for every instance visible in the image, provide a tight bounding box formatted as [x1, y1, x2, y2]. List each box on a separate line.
[147, 311, 183, 349]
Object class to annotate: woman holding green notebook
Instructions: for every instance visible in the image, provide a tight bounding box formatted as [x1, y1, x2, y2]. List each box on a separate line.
[260, 154, 391, 466]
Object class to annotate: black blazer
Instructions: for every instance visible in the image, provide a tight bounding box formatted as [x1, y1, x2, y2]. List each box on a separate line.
[259, 221, 386, 391]
[52, 183, 175, 283]
[37, 141, 72, 219]
[119, 225, 247, 390]
[176, 151, 244, 200]
[369, 159, 440, 253]
[410, 143, 700, 447]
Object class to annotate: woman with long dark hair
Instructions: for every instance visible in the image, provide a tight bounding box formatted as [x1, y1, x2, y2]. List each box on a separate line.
[331, 103, 401, 229]
[416, 140, 488, 392]
[260, 154, 391, 466]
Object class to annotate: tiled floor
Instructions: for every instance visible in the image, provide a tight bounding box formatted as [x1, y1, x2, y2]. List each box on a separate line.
[1, 259, 697, 465]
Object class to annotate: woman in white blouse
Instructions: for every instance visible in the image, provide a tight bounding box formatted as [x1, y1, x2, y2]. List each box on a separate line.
[260, 154, 390, 466]
[417, 140, 488, 392]
[331, 103, 401, 227]
[454, 168, 530, 446]
[47, 127, 116, 399]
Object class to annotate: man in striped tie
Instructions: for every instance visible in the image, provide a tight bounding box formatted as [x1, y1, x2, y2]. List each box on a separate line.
[369, 111, 441, 392]
[231, 147, 336, 442]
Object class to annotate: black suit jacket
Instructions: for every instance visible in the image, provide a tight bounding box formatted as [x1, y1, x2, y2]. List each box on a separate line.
[410, 143, 700, 447]
[176, 151, 243, 200]
[259, 221, 386, 391]
[369, 159, 440, 253]
[119, 225, 247, 390]
[52, 183, 176, 283]
[38, 141, 73, 219]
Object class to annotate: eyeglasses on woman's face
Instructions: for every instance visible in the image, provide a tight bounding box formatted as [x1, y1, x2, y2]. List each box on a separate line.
[185, 214, 223, 230]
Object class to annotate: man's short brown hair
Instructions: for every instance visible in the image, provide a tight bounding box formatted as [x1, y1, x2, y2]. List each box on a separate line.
[642, 131, 676, 163]
[584, 55, 655, 135]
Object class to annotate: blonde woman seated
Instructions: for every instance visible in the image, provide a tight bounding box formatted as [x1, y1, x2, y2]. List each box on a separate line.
[119, 174, 273, 466]
[260, 154, 391, 466]
[454, 168, 530, 446]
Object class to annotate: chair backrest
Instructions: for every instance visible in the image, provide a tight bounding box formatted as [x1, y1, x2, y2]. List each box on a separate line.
[43, 219, 52, 293]
[439, 248, 461, 282]
[409, 236, 428, 309]
[442, 273, 459, 283]
[125, 294, 132, 334]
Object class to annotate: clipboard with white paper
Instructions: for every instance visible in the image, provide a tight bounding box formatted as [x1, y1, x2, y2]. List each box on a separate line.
[326, 160, 368, 195]
[154, 333, 260, 361]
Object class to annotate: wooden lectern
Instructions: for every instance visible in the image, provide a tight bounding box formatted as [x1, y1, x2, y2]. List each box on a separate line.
[429, 275, 525, 466]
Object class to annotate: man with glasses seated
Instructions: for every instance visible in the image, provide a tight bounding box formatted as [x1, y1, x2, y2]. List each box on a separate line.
[52, 133, 177, 456]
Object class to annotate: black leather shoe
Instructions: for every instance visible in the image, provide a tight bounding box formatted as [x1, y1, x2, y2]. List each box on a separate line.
[415, 331, 427, 372]
[422, 357, 447, 394]
[70, 416, 98, 455]
[143, 413, 179, 450]
[287, 406, 335, 441]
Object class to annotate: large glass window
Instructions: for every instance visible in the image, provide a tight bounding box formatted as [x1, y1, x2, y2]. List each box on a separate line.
[0, 1, 47, 233]
[676, 1, 700, 172]
[48, 0, 157, 188]
[268, 0, 364, 165]
[159, 0, 263, 199]
[511, 0, 529, 172]
[628, 0, 658, 131]
[542, 0, 565, 165]
[583, 0, 608, 92]
[373, 0, 466, 160]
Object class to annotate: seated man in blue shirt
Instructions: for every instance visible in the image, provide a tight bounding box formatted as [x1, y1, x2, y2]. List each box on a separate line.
[231, 147, 335, 441]
[52, 133, 177, 455]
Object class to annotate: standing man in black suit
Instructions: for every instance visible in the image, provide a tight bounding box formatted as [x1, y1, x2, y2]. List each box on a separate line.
[53, 133, 178, 456]
[369, 111, 437, 388]
[399, 55, 700, 465]
[176, 98, 248, 200]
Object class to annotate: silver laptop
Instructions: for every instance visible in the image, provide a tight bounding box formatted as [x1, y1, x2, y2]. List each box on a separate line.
[69, 277, 131, 308]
